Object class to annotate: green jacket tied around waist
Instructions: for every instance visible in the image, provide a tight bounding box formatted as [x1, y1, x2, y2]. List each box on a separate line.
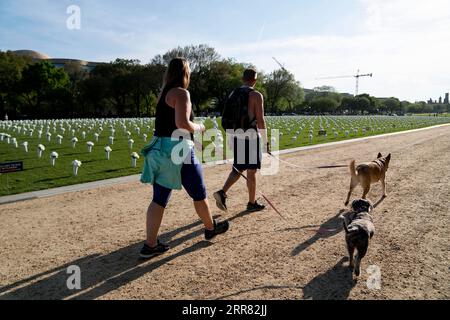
[140, 137, 194, 190]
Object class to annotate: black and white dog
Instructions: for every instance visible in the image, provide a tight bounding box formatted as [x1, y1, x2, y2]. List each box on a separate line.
[342, 199, 375, 276]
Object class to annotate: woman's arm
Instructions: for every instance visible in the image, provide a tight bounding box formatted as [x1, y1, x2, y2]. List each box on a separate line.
[171, 89, 205, 133]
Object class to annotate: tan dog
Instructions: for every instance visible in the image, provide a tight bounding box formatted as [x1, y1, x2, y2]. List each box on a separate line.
[344, 153, 391, 206]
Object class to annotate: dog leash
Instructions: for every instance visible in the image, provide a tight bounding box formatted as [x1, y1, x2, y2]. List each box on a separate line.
[232, 165, 287, 221]
[268, 153, 348, 170]
[230, 166, 347, 235]
[230, 164, 346, 235]
[230, 155, 348, 221]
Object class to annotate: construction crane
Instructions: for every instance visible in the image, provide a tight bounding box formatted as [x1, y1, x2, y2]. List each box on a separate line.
[316, 70, 373, 96]
[272, 57, 287, 71]
[272, 57, 286, 70]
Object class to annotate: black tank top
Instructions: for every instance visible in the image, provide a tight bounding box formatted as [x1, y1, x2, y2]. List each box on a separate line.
[154, 87, 194, 140]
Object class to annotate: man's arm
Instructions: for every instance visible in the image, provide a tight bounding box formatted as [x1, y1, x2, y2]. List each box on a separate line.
[252, 91, 266, 130]
[251, 91, 270, 154]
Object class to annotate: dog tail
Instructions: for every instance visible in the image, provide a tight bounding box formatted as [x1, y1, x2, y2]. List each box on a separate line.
[349, 160, 357, 178]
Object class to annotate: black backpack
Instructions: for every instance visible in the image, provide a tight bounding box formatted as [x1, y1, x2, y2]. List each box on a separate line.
[222, 86, 255, 131]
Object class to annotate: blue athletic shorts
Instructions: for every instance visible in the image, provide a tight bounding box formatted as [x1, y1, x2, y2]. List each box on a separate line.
[152, 149, 207, 208]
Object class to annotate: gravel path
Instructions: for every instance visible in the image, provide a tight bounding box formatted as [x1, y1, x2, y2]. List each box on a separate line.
[1, 125, 449, 300]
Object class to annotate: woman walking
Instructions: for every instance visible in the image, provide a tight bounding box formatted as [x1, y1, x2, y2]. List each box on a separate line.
[140, 57, 229, 259]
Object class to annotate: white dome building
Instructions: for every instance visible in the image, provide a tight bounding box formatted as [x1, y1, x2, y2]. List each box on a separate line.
[12, 49, 100, 72]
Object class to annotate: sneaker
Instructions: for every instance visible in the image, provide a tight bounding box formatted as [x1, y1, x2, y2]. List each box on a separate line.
[247, 201, 266, 212]
[213, 190, 228, 212]
[205, 220, 230, 240]
[139, 241, 170, 259]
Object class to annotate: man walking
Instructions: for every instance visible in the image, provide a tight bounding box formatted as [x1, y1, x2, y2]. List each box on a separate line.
[214, 68, 270, 213]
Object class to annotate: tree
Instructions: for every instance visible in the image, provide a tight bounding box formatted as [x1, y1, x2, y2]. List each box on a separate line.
[356, 94, 380, 114]
[128, 64, 165, 117]
[152, 45, 221, 113]
[341, 96, 371, 115]
[305, 90, 342, 114]
[90, 59, 140, 116]
[0, 51, 31, 118]
[309, 97, 339, 114]
[405, 102, 428, 114]
[431, 104, 446, 114]
[20, 61, 71, 118]
[64, 61, 89, 86]
[380, 98, 401, 114]
[400, 101, 411, 115]
[77, 75, 110, 117]
[144, 62, 166, 94]
[285, 82, 305, 112]
[264, 68, 298, 113]
[141, 63, 166, 116]
[62, 62, 89, 118]
[0, 46, 421, 119]
[354, 96, 371, 114]
[205, 59, 245, 112]
[151, 44, 220, 73]
[305, 90, 342, 104]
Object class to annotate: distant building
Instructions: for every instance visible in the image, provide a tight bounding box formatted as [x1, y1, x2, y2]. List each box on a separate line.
[428, 93, 449, 105]
[11, 49, 100, 72]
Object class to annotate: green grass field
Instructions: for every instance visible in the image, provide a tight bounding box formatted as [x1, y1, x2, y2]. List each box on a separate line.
[1, 115, 450, 196]
[1, 121, 151, 196]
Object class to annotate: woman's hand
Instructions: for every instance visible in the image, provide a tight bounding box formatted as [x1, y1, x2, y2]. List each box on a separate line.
[195, 123, 206, 133]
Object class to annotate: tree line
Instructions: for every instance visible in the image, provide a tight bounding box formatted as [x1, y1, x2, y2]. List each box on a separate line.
[1, 45, 448, 120]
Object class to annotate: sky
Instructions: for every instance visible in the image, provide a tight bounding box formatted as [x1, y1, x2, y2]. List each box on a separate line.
[1, 0, 449, 102]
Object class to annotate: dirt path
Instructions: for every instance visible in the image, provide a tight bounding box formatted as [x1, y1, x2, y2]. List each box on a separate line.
[0, 125, 449, 300]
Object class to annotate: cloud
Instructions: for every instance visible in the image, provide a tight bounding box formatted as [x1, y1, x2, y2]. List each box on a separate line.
[0, 0, 162, 60]
[363, 0, 450, 32]
[216, 0, 450, 101]
[3, 0, 449, 101]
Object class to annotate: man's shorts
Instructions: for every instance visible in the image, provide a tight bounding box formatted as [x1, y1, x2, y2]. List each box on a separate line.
[233, 135, 262, 171]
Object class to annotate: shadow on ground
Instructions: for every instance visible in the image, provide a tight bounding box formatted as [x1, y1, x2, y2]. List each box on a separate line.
[0, 209, 259, 300]
[290, 210, 346, 256]
[214, 258, 356, 300]
[0, 206, 361, 300]
[0, 218, 213, 300]
[302, 258, 357, 300]
[290, 196, 385, 258]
